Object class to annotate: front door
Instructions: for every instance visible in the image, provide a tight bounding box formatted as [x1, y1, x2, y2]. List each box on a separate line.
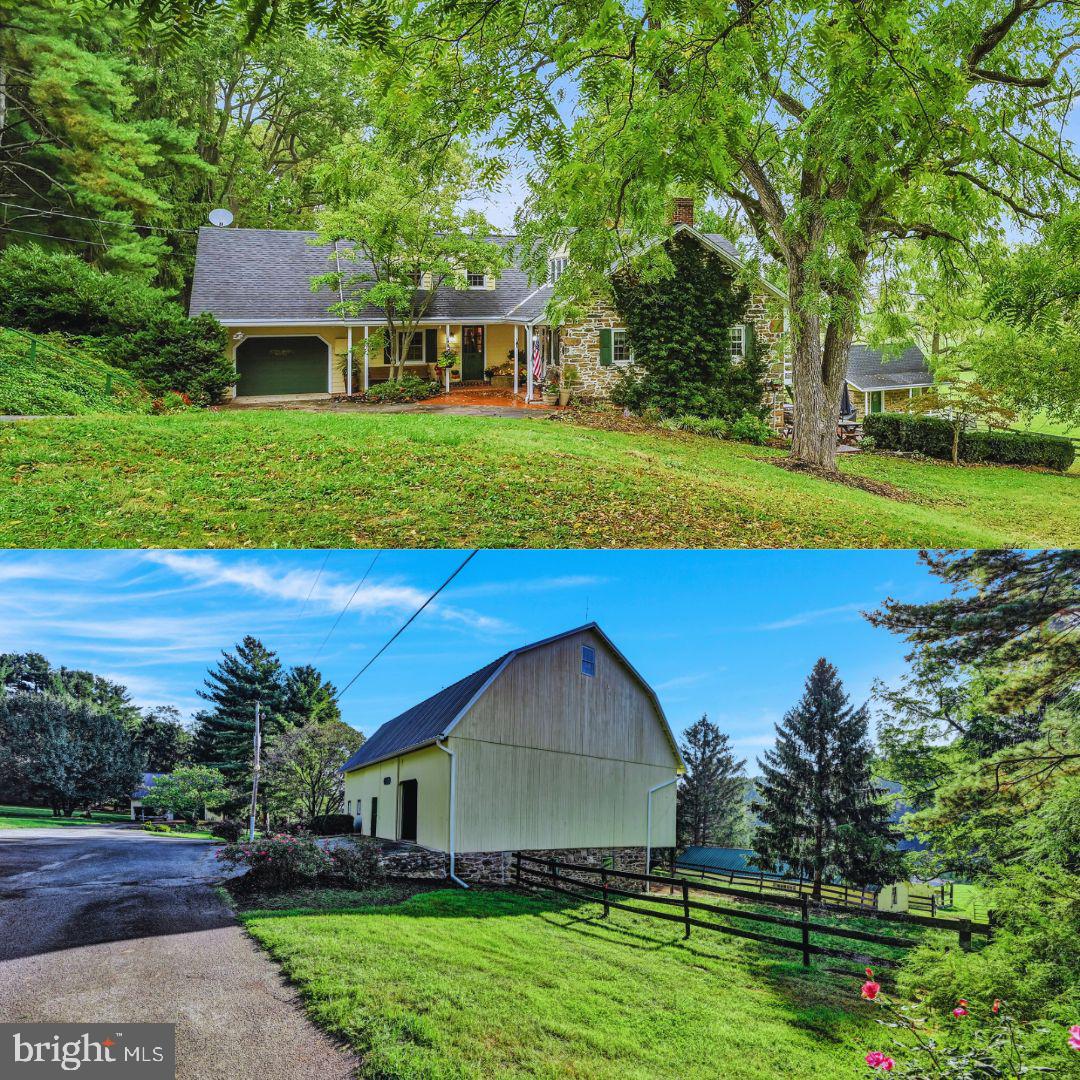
[399, 779, 418, 842]
[461, 325, 485, 381]
[370, 796, 378, 838]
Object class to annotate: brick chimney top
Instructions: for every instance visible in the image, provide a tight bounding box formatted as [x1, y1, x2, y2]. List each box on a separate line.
[672, 198, 695, 227]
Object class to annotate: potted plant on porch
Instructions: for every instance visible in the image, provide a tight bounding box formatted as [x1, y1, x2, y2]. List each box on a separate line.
[559, 363, 581, 407]
[437, 345, 458, 392]
[542, 380, 560, 405]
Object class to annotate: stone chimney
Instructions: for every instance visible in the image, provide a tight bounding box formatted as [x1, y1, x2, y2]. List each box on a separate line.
[672, 197, 695, 227]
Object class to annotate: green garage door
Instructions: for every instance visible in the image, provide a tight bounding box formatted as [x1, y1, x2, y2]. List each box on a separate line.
[236, 336, 328, 395]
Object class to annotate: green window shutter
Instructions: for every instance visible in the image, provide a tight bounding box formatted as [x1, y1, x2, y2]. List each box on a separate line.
[424, 328, 438, 362]
[598, 327, 613, 366]
[745, 322, 756, 364]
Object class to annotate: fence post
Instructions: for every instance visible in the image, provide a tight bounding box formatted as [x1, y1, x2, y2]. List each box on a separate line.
[800, 897, 811, 967]
[601, 868, 609, 917]
[670, 849, 676, 894]
[514, 853, 521, 887]
[549, 858, 557, 892]
[930, 894, 937, 918]
[958, 919, 972, 952]
[28, 339, 38, 363]
[681, 879, 691, 939]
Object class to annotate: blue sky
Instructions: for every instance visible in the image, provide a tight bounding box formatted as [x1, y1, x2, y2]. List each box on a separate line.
[0, 550, 949, 765]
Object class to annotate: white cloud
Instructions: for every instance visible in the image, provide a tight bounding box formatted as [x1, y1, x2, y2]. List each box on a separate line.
[755, 601, 870, 632]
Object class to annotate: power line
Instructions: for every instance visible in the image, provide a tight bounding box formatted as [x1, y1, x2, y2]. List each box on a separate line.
[336, 550, 479, 700]
[314, 552, 380, 660]
[299, 550, 332, 621]
[0, 201, 197, 234]
[0, 225, 111, 247]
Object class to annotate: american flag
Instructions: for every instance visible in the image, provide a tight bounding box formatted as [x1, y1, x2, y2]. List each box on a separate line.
[532, 337, 543, 384]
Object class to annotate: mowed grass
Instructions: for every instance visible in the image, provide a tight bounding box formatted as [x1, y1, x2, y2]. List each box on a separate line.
[0, 804, 131, 828]
[239, 887, 882, 1080]
[1, 410, 1075, 548]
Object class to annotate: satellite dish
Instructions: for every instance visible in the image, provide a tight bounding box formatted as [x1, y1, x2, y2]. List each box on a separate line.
[208, 208, 234, 227]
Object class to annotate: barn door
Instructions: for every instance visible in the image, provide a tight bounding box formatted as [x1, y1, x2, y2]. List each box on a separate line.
[399, 779, 418, 842]
[370, 796, 378, 838]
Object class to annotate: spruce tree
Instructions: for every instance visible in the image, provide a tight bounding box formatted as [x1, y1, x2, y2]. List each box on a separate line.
[753, 659, 902, 897]
[193, 637, 288, 784]
[677, 716, 747, 848]
[284, 665, 341, 727]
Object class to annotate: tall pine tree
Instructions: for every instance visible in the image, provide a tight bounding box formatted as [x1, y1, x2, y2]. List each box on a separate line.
[676, 716, 747, 848]
[284, 665, 341, 727]
[192, 637, 288, 784]
[753, 659, 902, 897]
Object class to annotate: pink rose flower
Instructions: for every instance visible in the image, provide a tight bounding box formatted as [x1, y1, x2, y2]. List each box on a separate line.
[1068, 1026, 1080, 1051]
[865, 1052, 894, 1071]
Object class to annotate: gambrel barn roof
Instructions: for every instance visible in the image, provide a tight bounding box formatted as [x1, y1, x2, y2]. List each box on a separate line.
[342, 623, 683, 772]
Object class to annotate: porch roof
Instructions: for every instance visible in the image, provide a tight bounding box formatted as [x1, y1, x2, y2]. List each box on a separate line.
[846, 344, 933, 391]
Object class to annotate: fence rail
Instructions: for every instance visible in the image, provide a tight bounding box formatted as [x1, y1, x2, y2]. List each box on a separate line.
[512, 853, 989, 969]
[1, 325, 141, 395]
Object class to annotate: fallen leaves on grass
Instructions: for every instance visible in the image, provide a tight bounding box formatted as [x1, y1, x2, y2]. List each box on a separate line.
[771, 458, 915, 502]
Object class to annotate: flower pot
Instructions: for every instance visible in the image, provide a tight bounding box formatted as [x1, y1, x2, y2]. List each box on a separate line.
[542, 390, 559, 405]
[490, 374, 514, 389]
[558, 389, 572, 407]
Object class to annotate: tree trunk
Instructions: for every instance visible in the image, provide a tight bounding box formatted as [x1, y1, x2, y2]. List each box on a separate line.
[952, 424, 960, 464]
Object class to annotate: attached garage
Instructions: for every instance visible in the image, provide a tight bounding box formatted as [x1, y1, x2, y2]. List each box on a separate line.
[235, 335, 329, 396]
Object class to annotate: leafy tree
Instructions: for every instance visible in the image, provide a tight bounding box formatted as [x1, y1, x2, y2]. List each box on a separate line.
[609, 231, 769, 421]
[264, 719, 363, 823]
[311, 136, 505, 380]
[284, 664, 341, 727]
[0, 691, 143, 815]
[382, 0, 1077, 469]
[676, 715, 747, 848]
[902, 378, 1017, 464]
[754, 659, 904, 896]
[140, 764, 229, 824]
[192, 636, 288, 784]
[134, 705, 192, 772]
[867, 550, 1079, 715]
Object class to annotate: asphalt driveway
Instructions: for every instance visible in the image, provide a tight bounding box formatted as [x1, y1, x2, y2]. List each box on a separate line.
[0, 827, 356, 1079]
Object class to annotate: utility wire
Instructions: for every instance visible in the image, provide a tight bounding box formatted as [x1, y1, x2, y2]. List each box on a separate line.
[315, 552, 380, 660]
[336, 550, 479, 700]
[0, 225, 111, 247]
[298, 550, 332, 621]
[0, 201, 197, 234]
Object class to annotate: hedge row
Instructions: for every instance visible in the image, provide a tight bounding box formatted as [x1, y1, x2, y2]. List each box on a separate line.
[864, 413, 1074, 472]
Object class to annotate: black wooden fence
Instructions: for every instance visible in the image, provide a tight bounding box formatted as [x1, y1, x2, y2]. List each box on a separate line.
[512, 853, 990, 969]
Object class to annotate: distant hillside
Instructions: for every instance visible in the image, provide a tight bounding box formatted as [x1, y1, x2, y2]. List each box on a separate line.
[0, 327, 150, 415]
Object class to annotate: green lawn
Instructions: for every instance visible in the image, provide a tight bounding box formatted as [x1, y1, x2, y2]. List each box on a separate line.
[0, 411, 1075, 547]
[238, 887, 884, 1080]
[0, 804, 131, 828]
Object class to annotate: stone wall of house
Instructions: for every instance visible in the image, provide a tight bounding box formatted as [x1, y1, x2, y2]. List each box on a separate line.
[558, 292, 787, 429]
[848, 385, 921, 421]
[375, 842, 651, 889]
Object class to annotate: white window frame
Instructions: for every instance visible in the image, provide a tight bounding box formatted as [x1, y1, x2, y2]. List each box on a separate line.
[548, 256, 568, 284]
[398, 331, 426, 365]
[729, 324, 746, 362]
[466, 272, 487, 289]
[611, 328, 633, 366]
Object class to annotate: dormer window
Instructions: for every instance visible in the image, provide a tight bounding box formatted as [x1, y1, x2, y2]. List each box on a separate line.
[548, 256, 568, 284]
[466, 272, 486, 288]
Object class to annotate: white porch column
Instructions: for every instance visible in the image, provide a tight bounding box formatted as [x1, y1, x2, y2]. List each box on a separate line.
[346, 325, 353, 396]
[445, 323, 451, 393]
[363, 325, 370, 392]
[513, 325, 520, 396]
[525, 323, 534, 402]
[864, 391, 869, 416]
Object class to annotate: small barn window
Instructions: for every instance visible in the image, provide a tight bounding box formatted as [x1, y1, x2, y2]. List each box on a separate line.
[891, 885, 898, 905]
[347, 800, 352, 815]
[581, 644, 596, 677]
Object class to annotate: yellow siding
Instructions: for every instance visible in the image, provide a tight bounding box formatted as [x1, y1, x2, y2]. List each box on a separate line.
[342, 744, 450, 850]
[449, 628, 680, 851]
[484, 324, 516, 370]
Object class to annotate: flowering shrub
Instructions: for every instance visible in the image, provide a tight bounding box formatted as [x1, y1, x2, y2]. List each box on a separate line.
[151, 390, 194, 413]
[859, 968, 1075, 1076]
[217, 834, 331, 888]
[326, 839, 383, 888]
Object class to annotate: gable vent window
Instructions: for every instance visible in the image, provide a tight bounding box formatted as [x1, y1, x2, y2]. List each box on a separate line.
[581, 644, 596, 677]
[548, 256, 568, 284]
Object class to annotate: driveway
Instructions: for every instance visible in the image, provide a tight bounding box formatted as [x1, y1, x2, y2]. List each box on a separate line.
[0, 828, 356, 1080]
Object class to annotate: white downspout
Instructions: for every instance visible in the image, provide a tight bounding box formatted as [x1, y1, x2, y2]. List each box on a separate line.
[436, 741, 469, 888]
[645, 776, 678, 879]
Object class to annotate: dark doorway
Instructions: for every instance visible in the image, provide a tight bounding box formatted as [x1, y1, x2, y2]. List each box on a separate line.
[399, 779, 418, 842]
[370, 797, 378, 838]
[461, 325, 485, 381]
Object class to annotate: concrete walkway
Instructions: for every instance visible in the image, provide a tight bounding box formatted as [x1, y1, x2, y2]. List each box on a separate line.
[0, 828, 356, 1080]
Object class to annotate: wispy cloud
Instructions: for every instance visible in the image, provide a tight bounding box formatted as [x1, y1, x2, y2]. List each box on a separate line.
[755, 601, 870, 632]
[655, 671, 714, 692]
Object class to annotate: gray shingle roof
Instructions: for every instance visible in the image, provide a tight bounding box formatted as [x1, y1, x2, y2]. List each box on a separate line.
[846, 344, 932, 391]
[341, 622, 683, 773]
[132, 772, 165, 799]
[189, 227, 538, 324]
